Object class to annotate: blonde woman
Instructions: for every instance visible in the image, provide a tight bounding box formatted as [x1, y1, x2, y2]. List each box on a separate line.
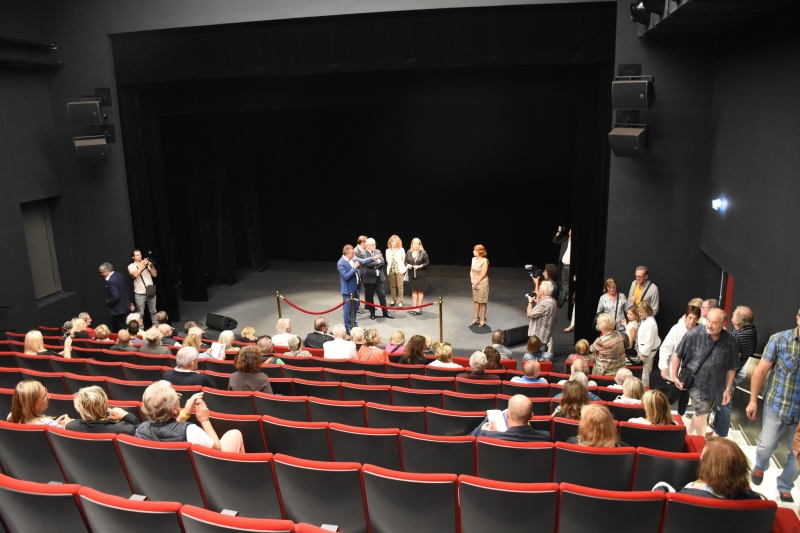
[615, 376, 645, 404]
[470, 244, 489, 327]
[66, 386, 140, 435]
[356, 329, 388, 363]
[94, 324, 113, 342]
[405, 238, 429, 315]
[240, 327, 258, 342]
[203, 330, 237, 360]
[385, 235, 407, 307]
[69, 317, 91, 340]
[9, 380, 71, 427]
[24, 330, 70, 358]
[385, 330, 406, 356]
[628, 390, 676, 425]
[428, 343, 462, 368]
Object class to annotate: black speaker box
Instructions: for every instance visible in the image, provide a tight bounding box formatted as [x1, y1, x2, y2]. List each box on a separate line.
[608, 126, 649, 157]
[206, 313, 238, 331]
[68, 98, 104, 125]
[612, 79, 655, 109]
[74, 136, 108, 163]
[502, 325, 529, 348]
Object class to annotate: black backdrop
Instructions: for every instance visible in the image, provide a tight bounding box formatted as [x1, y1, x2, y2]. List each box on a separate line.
[114, 3, 615, 337]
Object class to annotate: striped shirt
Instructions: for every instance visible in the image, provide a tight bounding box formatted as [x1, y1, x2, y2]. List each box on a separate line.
[732, 325, 758, 370]
[762, 327, 800, 422]
[528, 296, 556, 344]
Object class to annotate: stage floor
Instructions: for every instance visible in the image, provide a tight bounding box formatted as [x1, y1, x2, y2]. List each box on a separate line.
[176, 261, 574, 363]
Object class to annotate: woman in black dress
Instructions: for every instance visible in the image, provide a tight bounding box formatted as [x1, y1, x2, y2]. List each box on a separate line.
[405, 238, 429, 315]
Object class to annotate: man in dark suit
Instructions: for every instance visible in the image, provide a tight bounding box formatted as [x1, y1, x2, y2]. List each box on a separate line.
[99, 262, 134, 332]
[360, 238, 394, 320]
[337, 245, 372, 334]
[304, 317, 334, 348]
[470, 394, 551, 442]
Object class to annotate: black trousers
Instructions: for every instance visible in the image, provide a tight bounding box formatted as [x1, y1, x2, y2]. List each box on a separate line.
[110, 313, 128, 333]
[364, 280, 388, 317]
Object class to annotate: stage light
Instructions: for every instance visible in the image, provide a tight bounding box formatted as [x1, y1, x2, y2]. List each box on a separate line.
[630, 0, 664, 25]
[711, 196, 728, 214]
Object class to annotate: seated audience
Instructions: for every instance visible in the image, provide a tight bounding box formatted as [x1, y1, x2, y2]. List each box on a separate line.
[590, 313, 626, 376]
[323, 324, 357, 359]
[608, 368, 633, 390]
[163, 347, 213, 387]
[456, 351, 500, 380]
[257, 336, 284, 364]
[136, 382, 244, 452]
[565, 339, 593, 366]
[567, 404, 629, 448]
[158, 323, 179, 346]
[559, 359, 597, 387]
[239, 326, 258, 343]
[470, 394, 550, 442]
[215, 330, 239, 354]
[490, 329, 513, 359]
[126, 312, 143, 331]
[109, 330, 139, 352]
[94, 324, 113, 343]
[187, 326, 210, 348]
[614, 376, 644, 404]
[70, 317, 92, 340]
[183, 321, 198, 336]
[23, 330, 61, 357]
[511, 360, 547, 384]
[304, 318, 333, 348]
[483, 346, 504, 370]
[552, 381, 589, 420]
[229, 346, 272, 393]
[351, 327, 366, 351]
[284, 335, 312, 357]
[138, 327, 172, 355]
[156, 310, 176, 337]
[385, 330, 406, 356]
[422, 335, 435, 355]
[428, 343, 462, 369]
[396, 335, 430, 365]
[66, 386, 140, 435]
[78, 312, 96, 339]
[182, 333, 202, 351]
[9, 380, 71, 427]
[272, 318, 292, 347]
[127, 320, 146, 346]
[629, 389, 676, 425]
[555, 372, 601, 401]
[522, 335, 552, 362]
[356, 329, 388, 363]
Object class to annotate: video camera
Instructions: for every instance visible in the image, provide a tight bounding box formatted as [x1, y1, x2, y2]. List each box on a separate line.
[524, 264, 542, 298]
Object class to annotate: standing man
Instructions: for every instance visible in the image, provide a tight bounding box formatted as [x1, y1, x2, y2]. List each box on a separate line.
[527, 280, 557, 351]
[337, 245, 372, 334]
[712, 305, 756, 437]
[362, 238, 394, 320]
[128, 249, 158, 328]
[672, 308, 737, 437]
[746, 310, 800, 503]
[553, 226, 571, 297]
[99, 262, 134, 332]
[627, 265, 660, 316]
[354, 235, 368, 315]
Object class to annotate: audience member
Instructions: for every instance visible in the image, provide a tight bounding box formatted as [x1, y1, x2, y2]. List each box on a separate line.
[568, 404, 629, 448]
[483, 346, 503, 370]
[78, 312, 96, 339]
[70, 317, 92, 340]
[623, 304, 639, 353]
[356, 329, 388, 363]
[351, 327, 366, 351]
[23, 330, 60, 357]
[661, 305, 701, 416]
[552, 381, 589, 420]
[239, 326, 258, 343]
[385, 330, 406, 356]
[627, 265, 659, 316]
[713, 306, 757, 438]
[555, 372, 601, 401]
[138, 327, 172, 355]
[94, 324, 113, 342]
[614, 377, 644, 404]
[155, 310, 176, 336]
[163, 347, 213, 387]
[635, 302, 661, 387]
[698, 298, 719, 325]
[511, 360, 547, 384]
[522, 335, 552, 362]
[527, 280, 557, 352]
[9, 380, 70, 427]
[183, 321, 198, 335]
[257, 336, 284, 364]
[285, 335, 312, 357]
[490, 329, 513, 359]
[109, 330, 139, 352]
[428, 343, 462, 368]
[608, 368, 632, 390]
[397, 335, 429, 365]
[596, 278, 627, 332]
[628, 390, 676, 426]
[558, 359, 597, 387]
[469, 394, 550, 442]
[422, 335, 435, 355]
[304, 318, 333, 348]
[565, 339, 592, 366]
[457, 351, 500, 380]
[590, 313, 626, 376]
[272, 318, 293, 347]
[136, 382, 243, 452]
[229, 346, 272, 393]
[127, 319, 146, 346]
[323, 324, 357, 359]
[158, 323, 179, 346]
[66, 386, 140, 435]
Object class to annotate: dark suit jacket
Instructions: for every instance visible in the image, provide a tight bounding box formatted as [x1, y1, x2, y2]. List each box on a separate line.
[361, 249, 386, 284]
[304, 331, 333, 349]
[105, 271, 132, 316]
[478, 425, 552, 443]
[553, 234, 569, 268]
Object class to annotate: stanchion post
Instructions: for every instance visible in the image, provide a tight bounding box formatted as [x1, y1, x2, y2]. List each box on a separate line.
[275, 291, 282, 319]
[438, 296, 444, 345]
[349, 293, 355, 330]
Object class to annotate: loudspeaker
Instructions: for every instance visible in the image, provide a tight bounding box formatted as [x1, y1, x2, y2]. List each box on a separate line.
[612, 79, 655, 109]
[502, 325, 529, 348]
[608, 126, 650, 157]
[206, 313, 238, 331]
[74, 135, 107, 163]
[68, 97, 104, 125]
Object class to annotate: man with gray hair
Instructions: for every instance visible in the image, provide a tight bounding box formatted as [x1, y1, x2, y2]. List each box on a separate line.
[360, 238, 394, 320]
[256, 335, 276, 363]
[627, 265, 660, 316]
[699, 299, 719, 325]
[350, 327, 365, 351]
[272, 318, 292, 347]
[491, 329, 513, 359]
[98, 261, 134, 331]
[323, 324, 357, 359]
[712, 305, 756, 437]
[78, 312, 96, 339]
[163, 347, 212, 387]
[527, 280, 556, 349]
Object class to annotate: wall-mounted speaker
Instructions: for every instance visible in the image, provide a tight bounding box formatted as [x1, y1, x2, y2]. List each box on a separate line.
[74, 135, 107, 163]
[612, 79, 656, 109]
[206, 313, 238, 331]
[608, 126, 650, 157]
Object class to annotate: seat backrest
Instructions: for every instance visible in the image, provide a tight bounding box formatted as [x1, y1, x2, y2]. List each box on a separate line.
[105, 378, 153, 402]
[14, 354, 53, 372]
[47, 427, 133, 497]
[362, 464, 457, 533]
[180, 504, 297, 533]
[120, 363, 164, 381]
[203, 370, 231, 390]
[116, 434, 206, 507]
[135, 353, 173, 367]
[292, 378, 341, 400]
[633, 448, 701, 492]
[620, 422, 687, 452]
[0, 367, 23, 389]
[590, 374, 617, 387]
[559, 482, 665, 533]
[552, 417, 581, 442]
[279, 355, 311, 367]
[282, 365, 324, 380]
[49, 357, 89, 375]
[209, 411, 267, 452]
[203, 359, 236, 374]
[455, 378, 502, 395]
[400, 430, 476, 476]
[272, 454, 368, 533]
[254, 393, 309, 421]
[202, 389, 256, 415]
[45, 392, 82, 420]
[340, 383, 392, 404]
[425, 407, 486, 437]
[329, 423, 402, 471]
[409, 375, 456, 391]
[78, 486, 184, 533]
[391, 386, 442, 408]
[308, 398, 367, 427]
[84, 359, 126, 379]
[310, 357, 349, 370]
[260, 415, 331, 461]
[348, 360, 387, 373]
[424, 366, 465, 378]
[442, 390, 495, 412]
[662, 492, 777, 533]
[366, 402, 426, 433]
[476, 438, 554, 483]
[63, 372, 108, 394]
[191, 446, 283, 519]
[459, 476, 558, 533]
[597, 386, 622, 402]
[0, 421, 66, 483]
[19, 369, 68, 394]
[365, 371, 410, 388]
[260, 364, 284, 379]
[98, 350, 138, 365]
[554, 442, 636, 491]
[0, 473, 89, 533]
[387, 362, 426, 375]
[323, 368, 367, 384]
[502, 381, 550, 397]
[268, 377, 295, 396]
[608, 402, 646, 422]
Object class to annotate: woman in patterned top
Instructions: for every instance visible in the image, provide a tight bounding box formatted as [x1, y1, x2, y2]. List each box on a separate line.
[590, 313, 626, 376]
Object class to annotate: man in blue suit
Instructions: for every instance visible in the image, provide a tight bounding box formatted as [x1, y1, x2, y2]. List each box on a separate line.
[337, 245, 372, 334]
[99, 262, 134, 332]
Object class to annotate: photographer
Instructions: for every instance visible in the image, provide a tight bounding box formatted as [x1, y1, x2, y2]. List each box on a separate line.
[128, 249, 158, 328]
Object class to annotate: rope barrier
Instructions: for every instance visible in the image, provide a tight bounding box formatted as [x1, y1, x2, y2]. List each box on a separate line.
[280, 296, 346, 315]
[356, 300, 434, 311]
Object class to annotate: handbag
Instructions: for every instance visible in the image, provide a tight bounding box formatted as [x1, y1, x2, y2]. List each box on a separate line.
[403, 272, 409, 282]
[146, 284, 156, 297]
[677, 340, 718, 390]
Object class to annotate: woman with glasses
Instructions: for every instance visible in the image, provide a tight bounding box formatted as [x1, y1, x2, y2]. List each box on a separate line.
[596, 278, 627, 332]
[8, 380, 71, 427]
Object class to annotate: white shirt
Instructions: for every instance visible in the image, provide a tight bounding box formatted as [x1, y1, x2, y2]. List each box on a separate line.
[636, 316, 660, 356]
[128, 262, 154, 294]
[323, 338, 357, 359]
[428, 360, 463, 368]
[272, 333, 292, 347]
[626, 417, 651, 425]
[186, 424, 214, 448]
[562, 239, 571, 266]
[659, 319, 690, 372]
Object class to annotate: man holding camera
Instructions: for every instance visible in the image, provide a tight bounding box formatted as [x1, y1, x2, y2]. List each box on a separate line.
[128, 249, 158, 328]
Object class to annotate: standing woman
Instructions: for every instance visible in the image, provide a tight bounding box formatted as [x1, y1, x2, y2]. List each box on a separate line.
[470, 244, 489, 327]
[405, 238, 429, 315]
[636, 302, 661, 388]
[596, 278, 627, 332]
[385, 235, 407, 308]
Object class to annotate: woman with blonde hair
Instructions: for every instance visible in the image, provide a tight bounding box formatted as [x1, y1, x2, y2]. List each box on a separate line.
[470, 244, 489, 327]
[240, 327, 258, 342]
[405, 238, 429, 315]
[182, 334, 202, 351]
[356, 329, 388, 363]
[429, 343, 462, 368]
[615, 376, 645, 404]
[66, 386, 140, 435]
[70, 317, 91, 340]
[9, 380, 71, 427]
[559, 358, 597, 387]
[568, 404, 628, 448]
[385, 235, 407, 308]
[24, 330, 70, 358]
[385, 330, 406, 356]
[94, 324, 113, 342]
[565, 339, 593, 366]
[629, 390, 676, 425]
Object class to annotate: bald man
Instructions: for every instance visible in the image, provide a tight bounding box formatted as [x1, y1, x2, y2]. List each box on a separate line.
[469, 394, 550, 442]
[109, 330, 139, 352]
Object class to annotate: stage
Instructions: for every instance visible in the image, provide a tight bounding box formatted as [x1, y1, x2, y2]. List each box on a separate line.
[175, 261, 575, 363]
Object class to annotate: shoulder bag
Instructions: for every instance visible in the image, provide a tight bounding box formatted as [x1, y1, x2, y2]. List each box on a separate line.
[677, 340, 718, 390]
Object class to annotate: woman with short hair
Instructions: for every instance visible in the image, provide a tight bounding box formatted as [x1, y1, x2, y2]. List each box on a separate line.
[229, 346, 272, 393]
[568, 404, 628, 447]
[615, 377, 644, 404]
[385, 330, 406, 356]
[428, 343, 462, 368]
[457, 351, 501, 381]
[596, 278, 627, 332]
[9, 380, 71, 427]
[356, 329, 388, 363]
[284, 335, 311, 358]
[590, 313, 626, 376]
[66, 386, 140, 435]
[94, 324, 112, 342]
[240, 327, 258, 342]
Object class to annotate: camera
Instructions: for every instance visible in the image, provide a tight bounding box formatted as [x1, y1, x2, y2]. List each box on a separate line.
[559, 226, 569, 234]
[524, 264, 543, 279]
[144, 250, 155, 265]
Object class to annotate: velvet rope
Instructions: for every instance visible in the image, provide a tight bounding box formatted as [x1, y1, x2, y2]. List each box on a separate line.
[356, 300, 435, 311]
[281, 297, 346, 315]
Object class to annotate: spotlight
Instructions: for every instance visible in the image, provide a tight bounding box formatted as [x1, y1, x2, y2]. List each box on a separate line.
[630, 0, 664, 25]
[711, 197, 728, 213]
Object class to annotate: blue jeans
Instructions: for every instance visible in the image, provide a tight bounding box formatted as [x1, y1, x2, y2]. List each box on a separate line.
[713, 369, 746, 437]
[754, 405, 800, 493]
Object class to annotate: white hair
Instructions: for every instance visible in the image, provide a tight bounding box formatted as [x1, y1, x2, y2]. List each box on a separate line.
[351, 327, 365, 342]
[469, 351, 488, 369]
[176, 347, 199, 368]
[569, 371, 589, 387]
[126, 313, 142, 324]
[540, 280, 554, 296]
[276, 318, 291, 334]
[331, 324, 347, 339]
